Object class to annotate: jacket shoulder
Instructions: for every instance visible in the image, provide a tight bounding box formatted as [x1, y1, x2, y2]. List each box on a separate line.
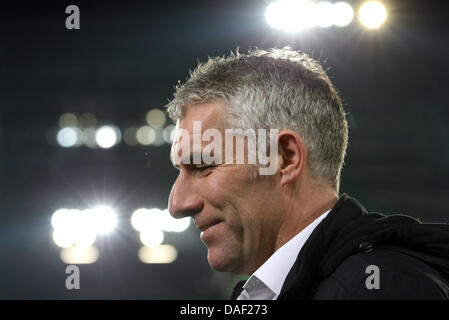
[313, 248, 449, 299]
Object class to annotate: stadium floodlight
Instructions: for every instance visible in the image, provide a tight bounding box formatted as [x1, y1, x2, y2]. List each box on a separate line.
[160, 209, 190, 232]
[51, 206, 117, 249]
[316, 2, 334, 28]
[131, 208, 190, 233]
[87, 206, 118, 234]
[359, 1, 387, 29]
[146, 109, 166, 128]
[138, 245, 178, 264]
[265, 0, 355, 31]
[265, 0, 318, 31]
[95, 125, 120, 149]
[333, 2, 354, 27]
[60, 246, 99, 264]
[139, 228, 164, 247]
[57, 127, 80, 147]
[136, 126, 156, 146]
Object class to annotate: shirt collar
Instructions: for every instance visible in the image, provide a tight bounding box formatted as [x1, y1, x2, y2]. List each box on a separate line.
[243, 209, 331, 298]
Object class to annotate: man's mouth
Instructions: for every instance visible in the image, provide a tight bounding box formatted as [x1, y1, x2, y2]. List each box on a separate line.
[197, 219, 222, 232]
[195, 218, 223, 242]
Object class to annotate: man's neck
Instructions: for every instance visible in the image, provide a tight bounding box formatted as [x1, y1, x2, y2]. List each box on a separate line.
[274, 187, 338, 252]
[243, 184, 338, 275]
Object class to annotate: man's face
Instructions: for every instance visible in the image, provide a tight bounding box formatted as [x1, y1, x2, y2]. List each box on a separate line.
[168, 102, 282, 274]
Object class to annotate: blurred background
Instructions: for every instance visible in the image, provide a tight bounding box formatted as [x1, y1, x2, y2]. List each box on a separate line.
[0, 0, 448, 299]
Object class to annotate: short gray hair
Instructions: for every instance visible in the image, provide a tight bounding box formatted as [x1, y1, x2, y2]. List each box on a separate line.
[166, 47, 348, 193]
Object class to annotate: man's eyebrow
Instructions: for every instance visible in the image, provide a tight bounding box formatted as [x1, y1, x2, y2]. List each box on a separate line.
[171, 151, 205, 168]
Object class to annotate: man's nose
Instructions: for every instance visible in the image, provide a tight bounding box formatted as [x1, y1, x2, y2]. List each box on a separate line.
[168, 173, 203, 219]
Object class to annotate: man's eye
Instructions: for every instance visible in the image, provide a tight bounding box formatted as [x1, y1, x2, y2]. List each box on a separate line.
[195, 165, 215, 172]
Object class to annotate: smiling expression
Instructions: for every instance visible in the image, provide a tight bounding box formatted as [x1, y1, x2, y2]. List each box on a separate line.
[168, 102, 284, 274]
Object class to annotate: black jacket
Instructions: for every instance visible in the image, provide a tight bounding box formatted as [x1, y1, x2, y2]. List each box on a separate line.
[231, 194, 449, 299]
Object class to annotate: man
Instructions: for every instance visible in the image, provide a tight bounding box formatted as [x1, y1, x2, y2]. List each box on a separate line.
[166, 47, 449, 299]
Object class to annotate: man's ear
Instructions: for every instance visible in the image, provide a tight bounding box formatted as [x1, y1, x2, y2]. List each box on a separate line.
[277, 130, 307, 186]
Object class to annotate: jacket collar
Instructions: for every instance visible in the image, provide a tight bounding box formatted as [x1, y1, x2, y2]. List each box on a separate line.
[231, 193, 364, 300]
[277, 193, 367, 299]
[233, 193, 449, 299]
[278, 193, 449, 299]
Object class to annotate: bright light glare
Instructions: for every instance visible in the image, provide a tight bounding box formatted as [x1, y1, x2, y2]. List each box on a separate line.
[162, 125, 176, 144]
[138, 245, 177, 264]
[95, 126, 119, 149]
[51, 206, 117, 248]
[56, 127, 79, 147]
[52, 227, 96, 248]
[52, 228, 74, 248]
[265, 0, 354, 30]
[265, 1, 284, 29]
[87, 206, 118, 234]
[131, 208, 149, 232]
[265, 0, 317, 31]
[140, 228, 164, 247]
[131, 208, 190, 233]
[160, 209, 190, 232]
[151, 129, 165, 147]
[136, 126, 156, 146]
[359, 1, 387, 29]
[51, 208, 70, 230]
[51, 209, 83, 231]
[60, 246, 99, 264]
[333, 2, 354, 27]
[146, 109, 166, 128]
[74, 229, 96, 247]
[316, 2, 334, 28]
[131, 208, 165, 232]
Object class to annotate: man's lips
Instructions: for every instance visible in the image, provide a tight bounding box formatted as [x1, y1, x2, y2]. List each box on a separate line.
[195, 218, 223, 232]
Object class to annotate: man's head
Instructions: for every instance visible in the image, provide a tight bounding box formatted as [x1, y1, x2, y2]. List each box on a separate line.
[166, 47, 348, 274]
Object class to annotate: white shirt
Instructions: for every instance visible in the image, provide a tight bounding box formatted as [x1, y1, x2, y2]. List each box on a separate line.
[237, 209, 330, 300]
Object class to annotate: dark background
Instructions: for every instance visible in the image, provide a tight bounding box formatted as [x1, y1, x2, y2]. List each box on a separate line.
[0, 0, 448, 299]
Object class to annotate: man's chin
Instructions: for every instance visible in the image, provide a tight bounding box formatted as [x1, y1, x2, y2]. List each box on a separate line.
[207, 255, 230, 272]
[207, 248, 242, 273]
[207, 248, 235, 272]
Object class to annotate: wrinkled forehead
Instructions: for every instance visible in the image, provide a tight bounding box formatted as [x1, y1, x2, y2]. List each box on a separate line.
[178, 102, 226, 132]
[170, 102, 227, 158]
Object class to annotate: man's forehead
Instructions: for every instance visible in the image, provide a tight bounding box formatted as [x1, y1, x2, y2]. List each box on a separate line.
[177, 102, 225, 133]
[170, 102, 228, 166]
